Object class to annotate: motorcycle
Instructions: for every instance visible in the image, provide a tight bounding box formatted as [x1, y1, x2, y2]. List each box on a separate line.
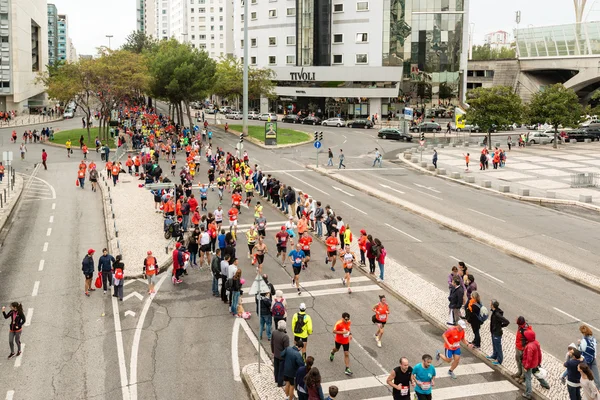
[164, 215, 184, 241]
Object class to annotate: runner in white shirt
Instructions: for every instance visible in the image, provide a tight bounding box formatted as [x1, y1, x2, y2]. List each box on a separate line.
[340, 247, 357, 294]
[214, 206, 224, 230]
[199, 227, 212, 266]
[285, 217, 297, 247]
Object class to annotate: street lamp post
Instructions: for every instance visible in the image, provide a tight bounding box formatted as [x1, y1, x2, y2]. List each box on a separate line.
[242, 0, 249, 136]
[106, 35, 113, 50]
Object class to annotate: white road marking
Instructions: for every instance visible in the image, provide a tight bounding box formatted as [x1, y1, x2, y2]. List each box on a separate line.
[42, 242, 48, 252]
[111, 294, 131, 400]
[372, 175, 443, 200]
[129, 271, 169, 400]
[541, 234, 569, 246]
[237, 221, 288, 229]
[553, 307, 600, 332]
[13, 344, 24, 368]
[242, 284, 380, 303]
[124, 310, 136, 317]
[49, 216, 54, 223]
[283, 172, 330, 196]
[29, 176, 56, 199]
[31, 281, 40, 296]
[261, 170, 306, 173]
[385, 223, 422, 243]
[414, 182, 442, 193]
[46, 228, 52, 236]
[350, 336, 388, 375]
[232, 318, 242, 382]
[467, 208, 506, 223]
[341, 201, 367, 215]
[379, 184, 405, 195]
[51, 203, 56, 210]
[364, 381, 517, 400]
[38, 260, 44, 271]
[336, 168, 405, 171]
[333, 186, 355, 197]
[239, 319, 272, 366]
[5, 390, 14, 400]
[24, 308, 33, 326]
[123, 292, 144, 302]
[449, 256, 504, 284]
[577, 246, 591, 253]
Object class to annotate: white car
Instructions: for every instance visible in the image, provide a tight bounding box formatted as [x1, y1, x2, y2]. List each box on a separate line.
[63, 109, 74, 119]
[258, 113, 278, 121]
[219, 107, 231, 114]
[248, 111, 259, 120]
[321, 117, 346, 127]
[225, 110, 242, 120]
[527, 132, 552, 144]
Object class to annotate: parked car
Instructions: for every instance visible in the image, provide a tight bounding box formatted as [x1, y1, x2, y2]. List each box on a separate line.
[456, 124, 480, 133]
[225, 110, 242, 120]
[248, 111, 260, 120]
[568, 129, 598, 142]
[527, 132, 552, 144]
[204, 108, 217, 114]
[582, 127, 600, 140]
[301, 116, 322, 125]
[63, 109, 74, 119]
[321, 117, 346, 127]
[219, 106, 232, 114]
[258, 113, 278, 121]
[347, 119, 374, 129]
[281, 114, 301, 123]
[410, 122, 441, 133]
[377, 128, 412, 141]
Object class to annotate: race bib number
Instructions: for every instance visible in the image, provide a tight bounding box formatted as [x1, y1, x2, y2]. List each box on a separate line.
[295, 258, 302, 264]
[400, 386, 409, 396]
[147, 264, 155, 271]
[420, 382, 431, 390]
[259, 222, 265, 228]
[281, 237, 286, 243]
[378, 314, 387, 321]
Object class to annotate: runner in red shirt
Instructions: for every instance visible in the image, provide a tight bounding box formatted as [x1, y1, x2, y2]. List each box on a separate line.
[298, 231, 312, 270]
[232, 192, 242, 214]
[436, 320, 469, 379]
[330, 312, 353, 376]
[275, 226, 290, 266]
[228, 206, 239, 237]
[325, 231, 339, 271]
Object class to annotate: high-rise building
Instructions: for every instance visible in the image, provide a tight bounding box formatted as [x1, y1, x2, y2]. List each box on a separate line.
[138, 0, 156, 36]
[48, 5, 76, 65]
[57, 14, 68, 62]
[0, 0, 48, 112]
[47, 4, 58, 65]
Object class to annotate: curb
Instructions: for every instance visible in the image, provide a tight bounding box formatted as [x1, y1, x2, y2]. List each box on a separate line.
[219, 125, 313, 149]
[0, 174, 24, 247]
[242, 364, 274, 400]
[396, 152, 600, 213]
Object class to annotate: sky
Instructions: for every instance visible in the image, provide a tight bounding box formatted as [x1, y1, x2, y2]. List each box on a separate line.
[470, 0, 600, 43]
[49, 0, 136, 55]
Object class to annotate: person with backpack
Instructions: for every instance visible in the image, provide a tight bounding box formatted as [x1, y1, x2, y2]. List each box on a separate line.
[292, 303, 313, 361]
[465, 291, 486, 349]
[579, 324, 600, 389]
[487, 299, 509, 365]
[271, 290, 288, 327]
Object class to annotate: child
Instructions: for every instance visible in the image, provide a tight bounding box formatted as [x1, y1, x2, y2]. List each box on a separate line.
[326, 385, 338, 400]
[464, 153, 470, 171]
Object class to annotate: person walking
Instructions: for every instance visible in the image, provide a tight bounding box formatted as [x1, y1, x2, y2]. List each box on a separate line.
[112, 255, 125, 301]
[327, 148, 333, 166]
[578, 363, 600, 400]
[386, 357, 413, 400]
[281, 340, 305, 400]
[487, 300, 509, 365]
[82, 249, 95, 296]
[19, 143, 26, 160]
[2, 302, 25, 359]
[338, 149, 346, 169]
[41, 149, 48, 170]
[372, 295, 390, 348]
[372, 148, 382, 168]
[465, 291, 484, 349]
[292, 303, 313, 361]
[432, 149, 438, 169]
[522, 329, 551, 399]
[272, 320, 290, 387]
[330, 312, 353, 376]
[98, 248, 116, 294]
[258, 290, 273, 341]
[412, 354, 436, 400]
[143, 251, 159, 295]
[436, 320, 469, 379]
[579, 325, 600, 389]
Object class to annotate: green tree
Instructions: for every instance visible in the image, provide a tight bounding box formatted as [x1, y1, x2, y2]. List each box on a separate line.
[526, 83, 583, 148]
[466, 86, 522, 149]
[121, 31, 159, 54]
[471, 44, 516, 60]
[438, 82, 456, 102]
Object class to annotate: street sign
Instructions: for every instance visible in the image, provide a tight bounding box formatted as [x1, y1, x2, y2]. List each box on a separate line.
[314, 140, 322, 149]
[419, 140, 425, 146]
[2, 151, 13, 162]
[236, 142, 244, 151]
[404, 107, 414, 121]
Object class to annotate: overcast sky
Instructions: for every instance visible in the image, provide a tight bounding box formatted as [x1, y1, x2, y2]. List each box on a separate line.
[57, 0, 598, 54]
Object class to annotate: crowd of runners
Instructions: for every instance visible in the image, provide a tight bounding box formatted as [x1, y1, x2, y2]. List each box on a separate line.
[70, 101, 600, 400]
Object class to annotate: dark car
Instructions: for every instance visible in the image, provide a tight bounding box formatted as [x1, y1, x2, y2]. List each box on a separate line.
[582, 127, 600, 140]
[377, 128, 413, 141]
[568, 129, 598, 142]
[281, 114, 302, 124]
[347, 119, 374, 129]
[410, 122, 441, 133]
[301, 116, 322, 125]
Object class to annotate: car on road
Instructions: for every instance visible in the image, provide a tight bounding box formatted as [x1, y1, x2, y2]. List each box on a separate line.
[204, 108, 217, 114]
[219, 106, 232, 114]
[225, 110, 242, 120]
[377, 128, 413, 141]
[347, 119, 374, 129]
[456, 124, 481, 133]
[63, 109, 74, 119]
[301, 116, 322, 125]
[527, 132, 554, 144]
[247, 111, 260, 120]
[281, 114, 302, 123]
[321, 117, 346, 127]
[410, 122, 441, 133]
[258, 113, 278, 121]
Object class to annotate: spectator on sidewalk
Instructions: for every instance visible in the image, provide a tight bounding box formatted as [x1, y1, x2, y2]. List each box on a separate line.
[565, 349, 583, 400]
[514, 316, 532, 383]
[281, 340, 305, 400]
[271, 320, 289, 387]
[522, 329, 551, 399]
[579, 324, 600, 389]
[465, 291, 483, 349]
[487, 300, 509, 365]
[578, 363, 600, 400]
[447, 276, 464, 326]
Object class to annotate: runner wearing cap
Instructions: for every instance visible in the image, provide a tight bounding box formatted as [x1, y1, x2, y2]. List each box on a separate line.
[291, 303, 313, 361]
[81, 249, 95, 297]
[330, 312, 353, 376]
[275, 226, 290, 267]
[288, 244, 305, 295]
[372, 295, 390, 348]
[436, 320, 469, 379]
[143, 251, 159, 295]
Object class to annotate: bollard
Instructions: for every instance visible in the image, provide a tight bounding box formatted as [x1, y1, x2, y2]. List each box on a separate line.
[481, 180, 492, 188]
[450, 172, 461, 179]
[420, 161, 428, 168]
[499, 185, 510, 193]
[115, 230, 119, 237]
[465, 176, 475, 183]
[437, 168, 446, 175]
[546, 191, 556, 199]
[427, 165, 435, 171]
[463, 142, 469, 147]
[0, 194, 2, 208]
[518, 188, 530, 196]
[411, 157, 419, 163]
[579, 194, 592, 203]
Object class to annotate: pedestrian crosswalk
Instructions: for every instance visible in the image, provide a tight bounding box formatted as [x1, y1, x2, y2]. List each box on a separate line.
[21, 176, 55, 201]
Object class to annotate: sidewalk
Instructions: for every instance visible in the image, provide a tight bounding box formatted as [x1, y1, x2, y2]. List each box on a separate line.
[401, 142, 600, 209]
[0, 114, 62, 128]
[0, 172, 24, 244]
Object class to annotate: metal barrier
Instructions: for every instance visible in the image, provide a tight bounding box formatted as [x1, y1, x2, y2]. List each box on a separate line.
[570, 173, 599, 188]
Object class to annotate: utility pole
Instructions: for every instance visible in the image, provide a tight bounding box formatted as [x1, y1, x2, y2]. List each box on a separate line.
[106, 35, 113, 50]
[242, 0, 249, 136]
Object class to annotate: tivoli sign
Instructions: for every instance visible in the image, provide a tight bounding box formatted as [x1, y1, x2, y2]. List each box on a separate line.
[289, 68, 316, 81]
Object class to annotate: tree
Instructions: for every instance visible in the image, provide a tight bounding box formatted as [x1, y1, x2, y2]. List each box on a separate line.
[466, 86, 523, 149]
[526, 83, 583, 148]
[121, 31, 158, 54]
[471, 44, 516, 60]
[438, 82, 456, 102]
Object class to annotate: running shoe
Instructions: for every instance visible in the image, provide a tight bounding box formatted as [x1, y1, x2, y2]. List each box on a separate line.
[297, 289, 301, 295]
[485, 355, 495, 360]
[492, 361, 500, 365]
[376, 340, 382, 348]
[330, 267, 335, 272]
[348, 288, 352, 294]
[344, 368, 353, 376]
[16, 351, 21, 356]
[7, 353, 14, 359]
[325, 257, 328, 264]
[342, 278, 345, 286]
[85, 291, 90, 297]
[435, 350, 441, 362]
[448, 370, 456, 379]
[329, 352, 334, 362]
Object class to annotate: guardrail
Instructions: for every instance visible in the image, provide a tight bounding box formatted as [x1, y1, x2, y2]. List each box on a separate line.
[570, 172, 599, 188]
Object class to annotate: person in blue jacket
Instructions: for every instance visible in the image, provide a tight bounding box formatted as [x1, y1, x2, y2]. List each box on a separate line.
[281, 340, 305, 400]
[82, 249, 96, 296]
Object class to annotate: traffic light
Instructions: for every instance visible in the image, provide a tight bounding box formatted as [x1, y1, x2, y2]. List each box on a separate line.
[240, 134, 244, 143]
[420, 132, 425, 142]
[318, 131, 323, 141]
[314, 131, 318, 142]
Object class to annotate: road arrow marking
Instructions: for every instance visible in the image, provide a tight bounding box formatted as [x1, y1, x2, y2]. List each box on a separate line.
[125, 310, 136, 317]
[123, 292, 144, 302]
[379, 184, 405, 194]
[333, 186, 354, 197]
[413, 183, 441, 193]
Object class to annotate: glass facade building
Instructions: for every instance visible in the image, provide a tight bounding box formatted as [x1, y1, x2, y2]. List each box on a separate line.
[516, 22, 600, 58]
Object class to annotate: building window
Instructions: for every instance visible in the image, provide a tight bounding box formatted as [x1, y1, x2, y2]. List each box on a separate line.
[191, 8, 194, 12]
[356, 33, 368, 43]
[251, 0, 257, 3]
[333, 3, 343, 12]
[286, 8, 295, 16]
[240, 40, 244, 48]
[355, 53, 368, 64]
[241, 14, 244, 22]
[286, 36, 295, 45]
[219, 7, 223, 12]
[333, 54, 343, 64]
[268, 9, 277, 18]
[251, 56, 257, 65]
[333, 34, 343, 44]
[268, 56, 276, 65]
[199, 43, 206, 49]
[199, 7, 205, 12]
[269, 37, 277, 46]
[286, 55, 295, 64]
[251, 11, 257, 19]
[219, 25, 223, 30]
[251, 38, 257, 47]
[356, 1, 369, 11]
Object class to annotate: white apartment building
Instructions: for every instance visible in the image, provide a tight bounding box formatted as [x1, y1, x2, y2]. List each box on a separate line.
[233, 0, 403, 118]
[153, 0, 233, 60]
[0, 0, 47, 112]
